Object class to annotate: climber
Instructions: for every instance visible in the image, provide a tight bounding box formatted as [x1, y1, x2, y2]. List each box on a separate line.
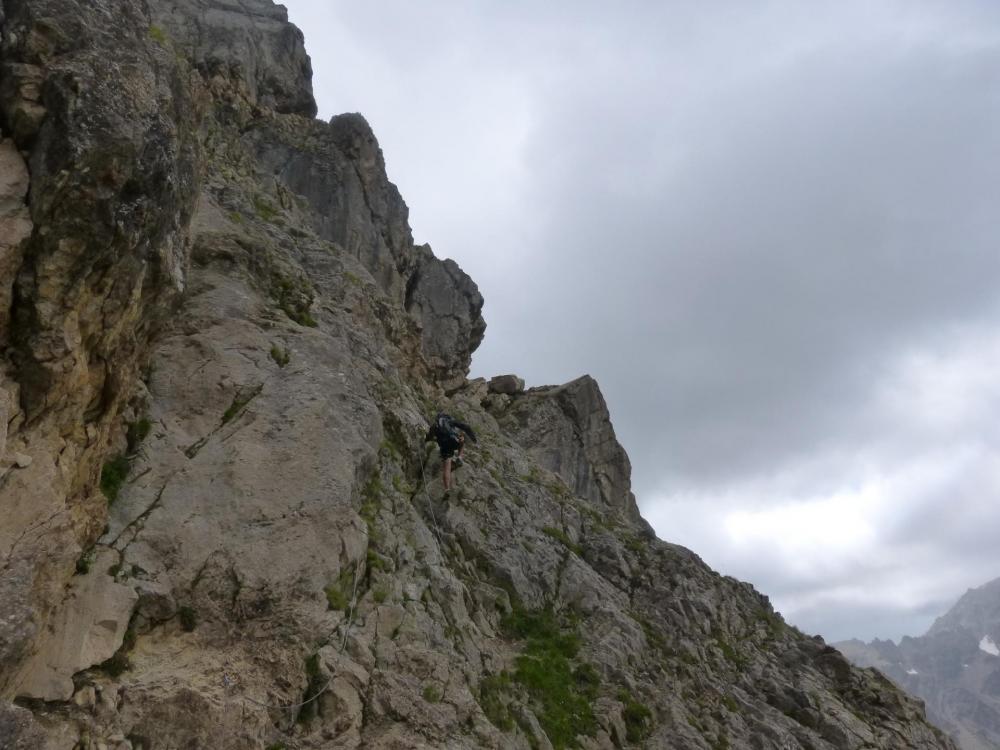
[425, 412, 477, 491]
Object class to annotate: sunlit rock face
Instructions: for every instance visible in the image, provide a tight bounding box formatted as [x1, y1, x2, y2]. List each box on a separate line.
[839, 577, 1000, 750]
[0, 1, 958, 748]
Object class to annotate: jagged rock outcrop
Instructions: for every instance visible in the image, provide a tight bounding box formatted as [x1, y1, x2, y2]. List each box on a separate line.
[150, 0, 317, 117]
[0, 1, 958, 749]
[406, 244, 486, 387]
[497, 376, 646, 526]
[839, 577, 1000, 750]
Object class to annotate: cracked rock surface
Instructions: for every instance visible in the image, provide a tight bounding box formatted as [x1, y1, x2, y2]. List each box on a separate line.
[0, 1, 958, 749]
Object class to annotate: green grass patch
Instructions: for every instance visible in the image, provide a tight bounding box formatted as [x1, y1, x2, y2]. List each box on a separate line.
[297, 654, 325, 723]
[126, 417, 152, 452]
[422, 683, 442, 703]
[269, 345, 291, 368]
[221, 384, 263, 425]
[148, 25, 168, 44]
[373, 586, 389, 604]
[360, 473, 383, 536]
[271, 274, 317, 327]
[479, 672, 516, 731]
[392, 474, 415, 495]
[325, 567, 355, 611]
[75, 548, 95, 575]
[519, 466, 544, 485]
[713, 630, 748, 669]
[366, 548, 390, 573]
[624, 536, 646, 555]
[619, 690, 653, 742]
[542, 526, 583, 556]
[547, 479, 573, 501]
[757, 608, 786, 639]
[100, 454, 132, 503]
[253, 194, 280, 222]
[502, 606, 598, 749]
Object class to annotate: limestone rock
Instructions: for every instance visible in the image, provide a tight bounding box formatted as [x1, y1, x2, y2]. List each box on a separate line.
[488, 374, 525, 395]
[252, 112, 414, 297]
[0, 702, 46, 750]
[499, 374, 645, 524]
[406, 244, 486, 386]
[151, 0, 316, 116]
[15, 549, 138, 701]
[0, 0, 201, 700]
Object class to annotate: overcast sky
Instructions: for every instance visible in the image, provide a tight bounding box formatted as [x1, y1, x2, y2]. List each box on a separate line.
[281, 0, 1000, 642]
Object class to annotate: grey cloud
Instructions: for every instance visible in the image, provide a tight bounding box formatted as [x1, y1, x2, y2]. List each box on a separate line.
[283, 0, 1000, 641]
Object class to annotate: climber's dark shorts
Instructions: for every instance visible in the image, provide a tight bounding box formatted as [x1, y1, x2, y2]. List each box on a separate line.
[438, 434, 461, 460]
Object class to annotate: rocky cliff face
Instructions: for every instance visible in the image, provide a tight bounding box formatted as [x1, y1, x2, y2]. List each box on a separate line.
[838, 578, 1000, 750]
[0, 2, 958, 749]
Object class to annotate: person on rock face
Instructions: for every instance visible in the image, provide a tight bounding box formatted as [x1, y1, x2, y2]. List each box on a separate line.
[425, 413, 477, 490]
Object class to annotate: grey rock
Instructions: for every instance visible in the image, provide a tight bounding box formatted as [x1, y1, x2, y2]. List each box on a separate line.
[406, 244, 486, 386]
[15, 548, 138, 700]
[0, 0, 201, 697]
[0, 702, 46, 750]
[251, 112, 484, 383]
[488, 374, 525, 395]
[498, 374, 646, 525]
[151, 0, 316, 116]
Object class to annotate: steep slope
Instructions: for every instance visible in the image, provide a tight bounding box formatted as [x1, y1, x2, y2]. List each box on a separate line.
[838, 578, 1000, 750]
[0, 2, 957, 749]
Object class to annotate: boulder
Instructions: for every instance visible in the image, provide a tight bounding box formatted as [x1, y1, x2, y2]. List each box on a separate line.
[487, 374, 525, 395]
[15, 548, 138, 701]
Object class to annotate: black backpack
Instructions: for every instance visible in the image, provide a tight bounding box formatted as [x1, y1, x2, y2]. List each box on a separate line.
[435, 413, 458, 443]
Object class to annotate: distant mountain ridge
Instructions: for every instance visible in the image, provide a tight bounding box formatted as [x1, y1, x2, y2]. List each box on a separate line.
[837, 577, 1000, 750]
